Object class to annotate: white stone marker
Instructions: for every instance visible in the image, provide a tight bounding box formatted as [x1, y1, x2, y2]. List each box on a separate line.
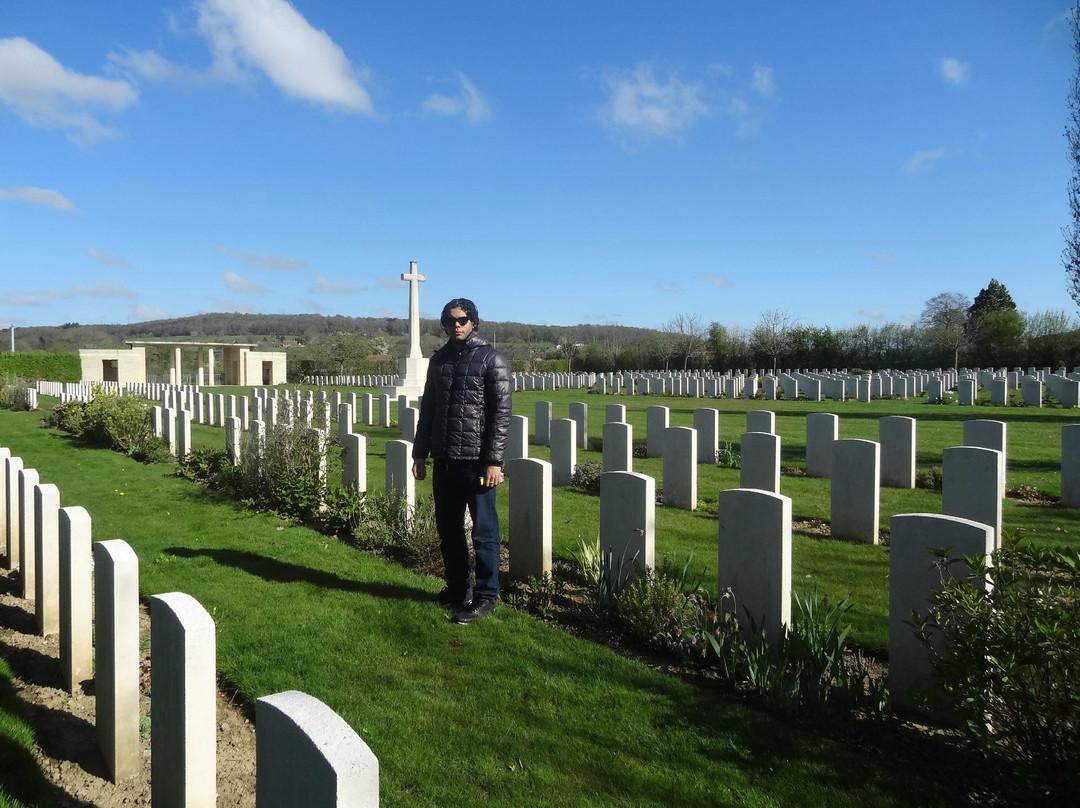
[341, 433, 367, 492]
[151, 592, 216, 808]
[568, 402, 588, 449]
[693, 408, 719, 464]
[963, 419, 1007, 498]
[95, 539, 141, 782]
[249, 419, 266, 461]
[8, 455, 26, 569]
[602, 421, 633, 473]
[599, 471, 655, 589]
[378, 394, 391, 428]
[59, 506, 92, 693]
[225, 416, 241, 466]
[663, 427, 698, 510]
[718, 488, 792, 644]
[214, 393, 226, 426]
[256, 690, 379, 808]
[746, 410, 775, 435]
[942, 446, 1003, 548]
[338, 403, 354, 444]
[805, 413, 838, 478]
[163, 407, 177, 456]
[0, 448, 8, 556]
[879, 416, 916, 489]
[830, 439, 881, 543]
[1063, 424, 1080, 508]
[309, 427, 327, 484]
[508, 457, 553, 581]
[605, 404, 626, 423]
[506, 415, 528, 462]
[1022, 377, 1042, 407]
[739, 432, 781, 494]
[177, 409, 193, 459]
[550, 419, 577, 486]
[888, 513, 994, 710]
[384, 440, 415, 515]
[534, 401, 552, 446]
[19, 468, 40, 594]
[645, 406, 669, 458]
[361, 393, 373, 426]
[34, 482, 60, 635]
[400, 406, 419, 442]
[150, 405, 163, 437]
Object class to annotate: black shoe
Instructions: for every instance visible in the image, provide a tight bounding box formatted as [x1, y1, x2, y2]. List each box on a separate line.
[453, 598, 496, 625]
[436, 587, 472, 610]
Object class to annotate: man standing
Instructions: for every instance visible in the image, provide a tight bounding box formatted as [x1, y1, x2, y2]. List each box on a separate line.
[412, 298, 512, 624]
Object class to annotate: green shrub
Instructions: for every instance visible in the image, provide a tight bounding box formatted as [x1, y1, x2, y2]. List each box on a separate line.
[355, 492, 441, 575]
[238, 424, 327, 520]
[0, 379, 32, 411]
[45, 399, 87, 435]
[569, 461, 603, 494]
[914, 466, 943, 491]
[46, 391, 161, 458]
[912, 541, 1080, 799]
[177, 448, 238, 492]
[715, 442, 740, 469]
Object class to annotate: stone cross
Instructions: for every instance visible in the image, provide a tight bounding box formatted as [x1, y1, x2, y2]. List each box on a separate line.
[401, 261, 426, 359]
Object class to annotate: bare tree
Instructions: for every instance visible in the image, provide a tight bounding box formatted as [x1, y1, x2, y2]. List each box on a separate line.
[662, 312, 709, 370]
[920, 292, 971, 369]
[750, 308, 798, 374]
[556, 329, 582, 372]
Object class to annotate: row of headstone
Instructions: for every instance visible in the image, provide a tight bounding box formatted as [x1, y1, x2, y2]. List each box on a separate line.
[0, 441, 379, 805]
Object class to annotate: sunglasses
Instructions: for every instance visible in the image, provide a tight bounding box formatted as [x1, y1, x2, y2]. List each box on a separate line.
[446, 316, 471, 327]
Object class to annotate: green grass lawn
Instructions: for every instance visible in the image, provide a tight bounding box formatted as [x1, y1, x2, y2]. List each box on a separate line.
[205, 383, 1079, 654]
[0, 400, 971, 808]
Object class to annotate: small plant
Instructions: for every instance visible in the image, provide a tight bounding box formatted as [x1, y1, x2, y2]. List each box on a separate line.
[506, 571, 566, 618]
[715, 442, 740, 469]
[631, 440, 648, 459]
[914, 466, 943, 491]
[569, 461, 603, 494]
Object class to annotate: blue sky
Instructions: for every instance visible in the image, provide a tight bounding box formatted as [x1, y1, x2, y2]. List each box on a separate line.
[1, 1, 1076, 332]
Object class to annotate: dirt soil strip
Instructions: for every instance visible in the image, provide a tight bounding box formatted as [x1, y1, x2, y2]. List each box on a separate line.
[0, 567, 256, 807]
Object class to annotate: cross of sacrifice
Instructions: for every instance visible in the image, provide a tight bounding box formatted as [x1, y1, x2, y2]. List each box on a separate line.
[401, 261, 426, 359]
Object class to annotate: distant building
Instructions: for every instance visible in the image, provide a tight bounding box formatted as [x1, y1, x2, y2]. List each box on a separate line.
[79, 341, 287, 386]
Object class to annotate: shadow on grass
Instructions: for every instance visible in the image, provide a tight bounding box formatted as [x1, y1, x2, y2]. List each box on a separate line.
[163, 546, 433, 603]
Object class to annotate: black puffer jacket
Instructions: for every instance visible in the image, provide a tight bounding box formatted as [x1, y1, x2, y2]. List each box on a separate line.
[412, 331, 512, 465]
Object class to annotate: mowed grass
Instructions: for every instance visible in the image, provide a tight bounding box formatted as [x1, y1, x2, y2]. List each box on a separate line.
[205, 384, 1079, 654]
[0, 402, 961, 808]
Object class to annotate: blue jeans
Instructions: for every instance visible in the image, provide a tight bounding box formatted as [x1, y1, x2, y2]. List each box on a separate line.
[432, 459, 501, 600]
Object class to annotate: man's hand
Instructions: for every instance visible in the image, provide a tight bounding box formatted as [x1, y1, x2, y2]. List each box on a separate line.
[412, 460, 427, 481]
[484, 464, 503, 487]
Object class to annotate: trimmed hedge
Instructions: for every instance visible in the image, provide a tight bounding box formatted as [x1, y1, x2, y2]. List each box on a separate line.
[0, 351, 80, 383]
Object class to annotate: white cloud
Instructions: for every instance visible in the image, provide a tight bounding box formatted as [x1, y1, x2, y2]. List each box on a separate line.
[938, 57, 970, 86]
[597, 62, 708, 139]
[858, 309, 885, 319]
[87, 247, 133, 269]
[902, 147, 946, 174]
[215, 244, 304, 270]
[422, 71, 491, 123]
[652, 281, 683, 294]
[0, 186, 78, 212]
[108, 47, 221, 86]
[0, 37, 137, 145]
[702, 273, 731, 288]
[222, 270, 269, 292]
[311, 275, 360, 293]
[210, 297, 257, 313]
[1, 293, 43, 306]
[48, 281, 136, 300]
[377, 277, 404, 289]
[132, 303, 170, 320]
[193, 0, 373, 114]
[751, 64, 776, 97]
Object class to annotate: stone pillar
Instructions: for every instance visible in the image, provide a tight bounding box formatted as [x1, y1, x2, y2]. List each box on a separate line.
[599, 471, 655, 589]
[888, 513, 993, 711]
[534, 401, 552, 446]
[602, 421, 632, 473]
[942, 446, 1003, 548]
[59, 506, 92, 693]
[341, 433, 367, 493]
[507, 457, 552, 581]
[806, 412, 838, 478]
[645, 406, 669, 458]
[830, 439, 881, 543]
[718, 488, 792, 645]
[18, 467, 40, 591]
[740, 431, 781, 494]
[151, 591, 216, 808]
[568, 402, 588, 449]
[662, 426, 698, 510]
[879, 416, 916, 489]
[33, 482, 60, 635]
[256, 691, 379, 808]
[384, 440, 414, 515]
[746, 410, 775, 435]
[693, 408, 719, 464]
[550, 419, 577, 487]
[95, 539, 141, 782]
[506, 415, 528, 462]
